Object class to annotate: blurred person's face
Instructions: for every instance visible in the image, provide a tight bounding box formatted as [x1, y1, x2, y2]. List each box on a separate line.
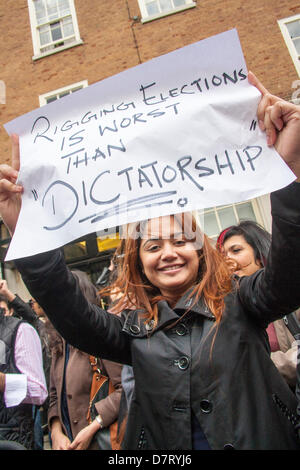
[0, 300, 13, 316]
[223, 235, 262, 277]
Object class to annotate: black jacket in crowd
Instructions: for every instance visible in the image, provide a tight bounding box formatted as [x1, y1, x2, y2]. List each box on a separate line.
[0, 315, 34, 449]
[15, 182, 300, 450]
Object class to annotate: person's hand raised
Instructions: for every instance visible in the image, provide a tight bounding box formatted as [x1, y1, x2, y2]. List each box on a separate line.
[0, 134, 23, 235]
[249, 71, 300, 182]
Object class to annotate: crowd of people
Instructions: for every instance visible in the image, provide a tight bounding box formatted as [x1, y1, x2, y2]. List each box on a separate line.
[0, 72, 300, 450]
[0, 273, 124, 450]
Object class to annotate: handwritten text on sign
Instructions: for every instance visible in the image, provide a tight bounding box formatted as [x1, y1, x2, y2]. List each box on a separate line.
[4, 29, 295, 260]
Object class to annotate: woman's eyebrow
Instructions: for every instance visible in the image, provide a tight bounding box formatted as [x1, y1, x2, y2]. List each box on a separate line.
[141, 232, 186, 246]
[228, 244, 241, 249]
[140, 238, 161, 247]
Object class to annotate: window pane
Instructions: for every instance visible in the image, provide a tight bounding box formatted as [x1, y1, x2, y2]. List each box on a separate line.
[51, 21, 63, 41]
[173, 0, 186, 7]
[62, 16, 74, 37]
[64, 241, 87, 260]
[159, 0, 173, 12]
[293, 37, 300, 54]
[59, 91, 70, 98]
[286, 20, 300, 39]
[34, 0, 47, 24]
[47, 0, 59, 20]
[46, 96, 57, 103]
[236, 202, 256, 222]
[218, 206, 237, 230]
[146, 1, 159, 15]
[204, 211, 219, 237]
[39, 25, 51, 45]
[59, 0, 71, 16]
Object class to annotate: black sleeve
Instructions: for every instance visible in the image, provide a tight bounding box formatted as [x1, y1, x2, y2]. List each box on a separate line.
[9, 295, 36, 325]
[238, 182, 300, 328]
[14, 250, 132, 365]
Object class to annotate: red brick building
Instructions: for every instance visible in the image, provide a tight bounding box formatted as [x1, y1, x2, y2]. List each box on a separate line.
[0, 0, 299, 294]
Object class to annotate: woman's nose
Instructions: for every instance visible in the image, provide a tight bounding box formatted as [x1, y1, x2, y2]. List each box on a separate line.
[161, 242, 177, 259]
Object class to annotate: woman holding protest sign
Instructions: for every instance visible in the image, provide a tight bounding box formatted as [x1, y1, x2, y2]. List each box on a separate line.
[0, 73, 300, 449]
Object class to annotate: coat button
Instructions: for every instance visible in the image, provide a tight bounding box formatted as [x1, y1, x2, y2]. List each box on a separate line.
[175, 356, 190, 370]
[145, 319, 155, 331]
[130, 324, 140, 334]
[175, 324, 188, 336]
[223, 443, 235, 450]
[199, 399, 213, 413]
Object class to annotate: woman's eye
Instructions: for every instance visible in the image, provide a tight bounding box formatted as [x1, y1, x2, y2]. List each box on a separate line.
[232, 248, 241, 253]
[174, 240, 186, 246]
[147, 244, 160, 252]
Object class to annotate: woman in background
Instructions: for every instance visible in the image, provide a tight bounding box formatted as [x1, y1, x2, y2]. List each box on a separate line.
[218, 220, 299, 389]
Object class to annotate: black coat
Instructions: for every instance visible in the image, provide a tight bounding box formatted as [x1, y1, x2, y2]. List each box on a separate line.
[15, 182, 300, 449]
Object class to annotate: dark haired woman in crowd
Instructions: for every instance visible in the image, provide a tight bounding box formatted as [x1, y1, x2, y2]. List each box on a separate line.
[1, 73, 300, 449]
[217, 220, 299, 388]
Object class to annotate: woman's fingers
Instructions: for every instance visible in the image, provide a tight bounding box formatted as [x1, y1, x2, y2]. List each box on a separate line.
[248, 71, 287, 147]
[0, 164, 19, 185]
[248, 71, 269, 96]
[0, 135, 22, 199]
[0, 177, 23, 198]
[264, 106, 278, 146]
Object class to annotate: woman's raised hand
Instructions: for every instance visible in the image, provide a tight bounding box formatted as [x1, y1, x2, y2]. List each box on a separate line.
[248, 71, 300, 181]
[0, 134, 23, 235]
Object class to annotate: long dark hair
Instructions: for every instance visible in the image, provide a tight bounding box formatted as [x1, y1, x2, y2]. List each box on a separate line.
[220, 220, 271, 267]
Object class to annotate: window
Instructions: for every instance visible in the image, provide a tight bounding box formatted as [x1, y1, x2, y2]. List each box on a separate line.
[138, 0, 196, 23]
[278, 15, 300, 76]
[28, 0, 82, 60]
[202, 199, 263, 241]
[39, 80, 88, 106]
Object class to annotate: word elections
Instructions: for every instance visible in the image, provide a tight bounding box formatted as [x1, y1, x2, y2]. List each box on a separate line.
[139, 68, 247, 105]
[30, 68, 247, 148]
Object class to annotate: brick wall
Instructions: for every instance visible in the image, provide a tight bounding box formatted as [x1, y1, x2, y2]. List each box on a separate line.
[0, 0, 299, 164]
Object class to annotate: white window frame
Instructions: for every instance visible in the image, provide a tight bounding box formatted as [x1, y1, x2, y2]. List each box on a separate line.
[39, 79, 88, 106]
[278, 14, 300, 77]
[138, 0, 196, 23]
[28, 0, 83, 61]
[202, 198, 266, 241]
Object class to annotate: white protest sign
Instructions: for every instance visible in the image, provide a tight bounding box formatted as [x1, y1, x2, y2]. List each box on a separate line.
[4, 29, 295, 260]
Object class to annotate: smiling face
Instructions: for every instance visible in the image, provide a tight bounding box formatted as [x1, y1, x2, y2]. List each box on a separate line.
[139, 215, 200, 302]
[222, 234, 262, 277]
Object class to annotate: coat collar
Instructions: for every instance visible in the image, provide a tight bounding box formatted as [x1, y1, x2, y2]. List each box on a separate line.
[122, 289, 215, 338]
[173, 289, 215, 320]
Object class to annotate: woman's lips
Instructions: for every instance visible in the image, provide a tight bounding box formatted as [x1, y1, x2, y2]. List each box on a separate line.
[158, 264, 185, 272]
